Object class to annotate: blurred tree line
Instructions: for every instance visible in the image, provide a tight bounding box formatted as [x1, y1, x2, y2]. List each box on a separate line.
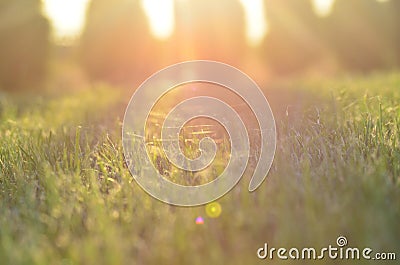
[79, 0, 247, 86]
[261, 0, 400, 74]
[1, 0, 400, 90]
[323, 0, 399, 72]
[80, 0, 157, 85]
[80, 0, 400, 84]
[0, 0, 50, 91]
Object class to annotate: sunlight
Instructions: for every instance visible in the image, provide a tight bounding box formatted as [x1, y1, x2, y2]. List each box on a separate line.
[239, 0, 268, 46]
[312, 0, 335, 17]
[43, 0, 90, 39]
[142, 0, 175, 40]
[43, 0, 266, 45]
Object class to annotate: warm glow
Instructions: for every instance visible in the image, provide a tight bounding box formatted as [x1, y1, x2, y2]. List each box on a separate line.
[43, 0, 266, 45]
[312, 0, 335, 17]
[142, 0, 175, 40]
[239, 0, 268, 46]
[43, 0, 90, 39]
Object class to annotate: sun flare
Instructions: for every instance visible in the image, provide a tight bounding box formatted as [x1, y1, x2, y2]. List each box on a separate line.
[312, 0, 335, 17]
[239, 0, 268, 46]
[142, 0, 175, 40]
[43, 0, 268, 45]
[43, 0, 90, 39]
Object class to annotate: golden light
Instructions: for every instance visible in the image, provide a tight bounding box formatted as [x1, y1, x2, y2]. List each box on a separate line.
[43, 0, 90, 39]
[312, 0, 335, 17]
[205, 202, 222, 218]
[43, 0, 267, 46]
[239, 0, 268, 46]
[142, 0, 175, 40]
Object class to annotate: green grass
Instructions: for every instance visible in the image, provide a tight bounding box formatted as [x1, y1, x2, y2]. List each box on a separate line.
[0, 73, 399, 265]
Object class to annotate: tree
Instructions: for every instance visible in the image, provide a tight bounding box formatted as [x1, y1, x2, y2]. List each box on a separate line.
[261, 0, 324, 75]
[322, 0, 395, 72]
[173, 0, 247, 67]
[0, 0, 50, 91]
[383, 0, 400, 67]
[80, 0, 157, 85]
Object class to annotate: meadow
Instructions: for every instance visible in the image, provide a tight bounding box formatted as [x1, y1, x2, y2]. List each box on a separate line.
[0, 72, 399, 265]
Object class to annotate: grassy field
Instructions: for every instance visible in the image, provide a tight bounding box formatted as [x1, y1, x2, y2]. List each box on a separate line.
[0, 73, 399, 265]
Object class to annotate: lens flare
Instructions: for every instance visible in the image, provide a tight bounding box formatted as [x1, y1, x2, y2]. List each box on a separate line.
[195, 216, 205, 225]
[205, 202, 222, 218]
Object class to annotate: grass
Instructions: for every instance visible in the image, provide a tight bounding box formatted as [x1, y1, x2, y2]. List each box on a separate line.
[0, 73, 399, 265]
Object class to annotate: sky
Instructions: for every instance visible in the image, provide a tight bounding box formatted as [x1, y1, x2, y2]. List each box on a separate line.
[42, 0, 334, 45]
[42, 0, 91, 39]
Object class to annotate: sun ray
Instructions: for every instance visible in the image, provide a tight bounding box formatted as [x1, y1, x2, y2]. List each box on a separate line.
[142, 0, 175, 40]
[312, 0, 335, 17]
[239, 0, 268, 46]
[43, 0, 90, 39]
